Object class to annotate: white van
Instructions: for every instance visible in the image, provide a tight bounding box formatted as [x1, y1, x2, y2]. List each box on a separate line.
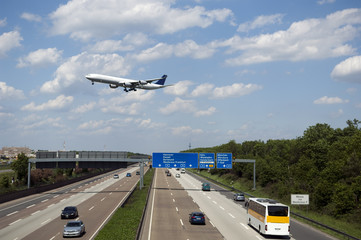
[181, 168, 186, 174]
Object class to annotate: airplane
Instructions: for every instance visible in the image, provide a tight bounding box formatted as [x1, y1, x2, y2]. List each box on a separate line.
[85, 73, 171, 92]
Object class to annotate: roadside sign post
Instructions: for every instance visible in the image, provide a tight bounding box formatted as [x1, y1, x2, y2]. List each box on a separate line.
[291, 194, 310, 213]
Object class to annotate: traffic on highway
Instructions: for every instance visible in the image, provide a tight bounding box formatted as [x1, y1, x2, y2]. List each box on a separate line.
[0, 166, 337, 240]
[0, 166, 141, 239]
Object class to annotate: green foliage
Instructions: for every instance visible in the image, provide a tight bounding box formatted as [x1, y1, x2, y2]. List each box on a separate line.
[10, 153, 28, 181]
[0, 175, 10, 188]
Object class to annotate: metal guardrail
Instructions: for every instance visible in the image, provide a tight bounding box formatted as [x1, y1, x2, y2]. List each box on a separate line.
[189, 171, 360, 240]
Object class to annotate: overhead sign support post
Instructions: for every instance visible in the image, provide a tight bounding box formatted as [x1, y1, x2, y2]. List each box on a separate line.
[233, 159, 256, 190]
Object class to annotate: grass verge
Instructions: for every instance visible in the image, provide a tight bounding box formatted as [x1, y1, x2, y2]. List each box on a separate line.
[95, 168, 154, 240]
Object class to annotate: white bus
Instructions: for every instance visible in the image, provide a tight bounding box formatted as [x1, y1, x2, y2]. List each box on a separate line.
[247, 198, 290, 236]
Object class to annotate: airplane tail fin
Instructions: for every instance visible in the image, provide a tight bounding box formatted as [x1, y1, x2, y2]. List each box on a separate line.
[155, 75, 167, 85]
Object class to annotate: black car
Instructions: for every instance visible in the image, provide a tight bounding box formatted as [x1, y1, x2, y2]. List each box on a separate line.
[61, 206, 78, 219]
[167, 172, 171, 176]
[189, 212, 206, 225]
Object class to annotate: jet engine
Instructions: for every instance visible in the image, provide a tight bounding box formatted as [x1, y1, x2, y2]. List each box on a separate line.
[138, 80, 147, 85]
[109, 84, 118, 88]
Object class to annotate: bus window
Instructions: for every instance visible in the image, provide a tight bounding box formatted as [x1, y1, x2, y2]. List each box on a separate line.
[268, 206, 288, 217]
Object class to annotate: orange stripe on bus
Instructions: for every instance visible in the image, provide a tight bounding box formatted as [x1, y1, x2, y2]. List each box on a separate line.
[267, 216, 289, 223]
[248, 209, 265, 222]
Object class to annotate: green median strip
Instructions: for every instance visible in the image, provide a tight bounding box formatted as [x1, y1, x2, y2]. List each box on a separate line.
[95, 169, 154, 240]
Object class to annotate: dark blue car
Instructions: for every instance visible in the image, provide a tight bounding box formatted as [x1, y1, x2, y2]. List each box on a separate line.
[189, 212, 206, 225]
[61, 206, 78, 219]
[126, 173, 132, 177]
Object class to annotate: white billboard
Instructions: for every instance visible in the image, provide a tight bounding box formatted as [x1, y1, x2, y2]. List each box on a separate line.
[291, 194, 309, 205]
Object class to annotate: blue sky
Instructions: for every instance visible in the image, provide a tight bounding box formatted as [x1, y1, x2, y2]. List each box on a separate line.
[0, 0, 361, 154]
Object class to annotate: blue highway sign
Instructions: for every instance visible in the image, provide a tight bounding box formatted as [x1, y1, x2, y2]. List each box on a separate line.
[152, 153, 198, 168]
[216, 153, 232, 169]
[199, 153, 215, 169]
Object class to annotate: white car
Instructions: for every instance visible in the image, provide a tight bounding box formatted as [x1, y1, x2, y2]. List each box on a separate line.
[176, 173, 180, 178]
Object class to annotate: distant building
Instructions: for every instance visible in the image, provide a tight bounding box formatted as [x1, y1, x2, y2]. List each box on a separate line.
[0, 147, 34, 159]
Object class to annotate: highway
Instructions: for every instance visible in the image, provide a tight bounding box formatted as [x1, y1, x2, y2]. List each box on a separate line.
[141, 168, 337, 240]
[0, 166, 339, 240]
[140, 168, 224, 240]
[0, 166, 141, 240]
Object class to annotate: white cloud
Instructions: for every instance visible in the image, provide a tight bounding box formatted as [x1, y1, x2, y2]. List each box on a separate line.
[0, 30, 23, 58]
[191, 83, 215, 97]
[138, 118, 163, 129]
[313, 96, 349, 104]
[0, 18, 7, 27]
[22, 117, 64, 130]
[134, 43, 173, 62]
[101, 102, 141, 115]
[17, 48, 63, 68]
[331, 55, 361, 83]
[194, 106, 216, 117]
[133, 39, 217, 62]
[159, 97, 197, 115]
[78, 120, 104, 130]
[212, 83, 262, 98]
[0, 82, 25, 100]
[171, 125, 203, 136]
[174, 40, 216, 59]
[97, 91, 154, 115]
[221, 8, 361, 65]
[159, 97, 216, 117]
[21, 95, 74, 111]
[49, 0, 233, 41]
[89, 33, 151, 53]
[72, 102, 96, 113]
[237, 14, 284, 32]
[40, 52, 131, 93]
[164, 80, 193, 96]
[166, 81, 262, 99]
[317, 0, 335, 5]
[20, 12, 42, 22]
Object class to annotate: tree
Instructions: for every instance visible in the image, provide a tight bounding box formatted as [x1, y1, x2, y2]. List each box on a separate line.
[11, 153, 29, 181]
[0, 175, 10, 188]
[331, 182, 356, 216]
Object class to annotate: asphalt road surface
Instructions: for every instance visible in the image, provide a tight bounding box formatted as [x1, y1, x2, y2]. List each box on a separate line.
[140, 168, 337, 240]
[0, 166, 141, 240]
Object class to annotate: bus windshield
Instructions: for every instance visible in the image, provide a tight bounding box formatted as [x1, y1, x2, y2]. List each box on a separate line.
[268, 206, 288, 216]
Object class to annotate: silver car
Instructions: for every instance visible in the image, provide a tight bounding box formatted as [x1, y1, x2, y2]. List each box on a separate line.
[233, 193, 245, 201]
[63, 220, 85, 238]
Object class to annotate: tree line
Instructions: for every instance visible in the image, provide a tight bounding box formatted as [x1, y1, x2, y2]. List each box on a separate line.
[185, 119, 361, 220]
